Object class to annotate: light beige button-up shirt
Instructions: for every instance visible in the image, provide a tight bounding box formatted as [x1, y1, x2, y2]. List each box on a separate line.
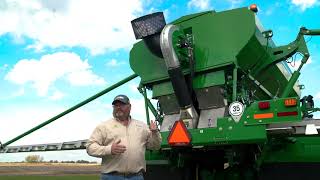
[86, 118, 162, 174]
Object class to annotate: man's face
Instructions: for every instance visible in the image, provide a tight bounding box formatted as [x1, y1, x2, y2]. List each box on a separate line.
[112, 101, 131, 120]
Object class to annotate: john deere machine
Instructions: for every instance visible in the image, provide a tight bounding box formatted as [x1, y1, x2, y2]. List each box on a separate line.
[1, 4, 320, 180]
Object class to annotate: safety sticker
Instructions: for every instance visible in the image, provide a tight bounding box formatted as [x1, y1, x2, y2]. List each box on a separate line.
[228, 101, 244, 123]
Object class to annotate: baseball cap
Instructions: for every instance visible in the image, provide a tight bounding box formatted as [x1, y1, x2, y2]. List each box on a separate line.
[112, 95, 130, 105]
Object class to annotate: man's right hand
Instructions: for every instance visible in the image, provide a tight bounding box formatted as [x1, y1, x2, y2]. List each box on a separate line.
[111, 139, 126, 155]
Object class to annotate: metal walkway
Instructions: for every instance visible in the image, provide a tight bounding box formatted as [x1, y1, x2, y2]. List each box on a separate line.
[0, 140, 87, 153]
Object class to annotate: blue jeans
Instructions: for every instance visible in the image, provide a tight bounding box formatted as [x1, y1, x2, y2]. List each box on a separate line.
[101, 173, 144, 180]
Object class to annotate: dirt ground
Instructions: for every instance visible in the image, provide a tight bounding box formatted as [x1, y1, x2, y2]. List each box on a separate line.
[0, 162, 100, 176]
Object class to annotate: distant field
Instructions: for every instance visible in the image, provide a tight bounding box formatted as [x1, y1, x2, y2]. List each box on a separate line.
[0, 162, 100, 179]
[0, 175, 99, 180]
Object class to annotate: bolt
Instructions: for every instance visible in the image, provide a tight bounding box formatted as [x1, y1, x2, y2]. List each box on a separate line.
[288, 47, 291, 50]
[244, 121, 247, 124]
[228, 118, 232, 121]
[228, 126, 233, 130]
[219, 127, 223, 131]
[247, 115, 250, 119]
[200, 130, 204, 133]
[208, 118, 212, 127]
[259, 120, 262, 123]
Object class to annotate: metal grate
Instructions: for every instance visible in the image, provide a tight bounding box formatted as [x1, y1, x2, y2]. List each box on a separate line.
[131, 12, 166, 39]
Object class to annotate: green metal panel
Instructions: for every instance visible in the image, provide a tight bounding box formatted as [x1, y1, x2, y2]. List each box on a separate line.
[130, 42, 169, 84]
[130, 8, 256, 84]
[237, 27, 299, 98]
[130, 7, 296, 99]
[193, 70, 225, 89]
[171, 11, 213, 24]
[160, 117, 266, 148]
[175, 9, 255, 72]
[145, 150, 169, 162]
[242, 97, 302, 125]
[263, 137, 320, 163]
[152, 81, 174, 98]
[152, 70, 225, 98]
[236, 28, 270, 72]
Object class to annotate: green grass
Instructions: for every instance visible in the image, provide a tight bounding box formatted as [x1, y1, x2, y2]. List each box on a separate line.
[0, 175, 99, 180]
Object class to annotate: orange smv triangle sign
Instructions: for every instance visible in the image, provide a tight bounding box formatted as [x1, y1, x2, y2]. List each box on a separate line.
[168, 120, 191, 146]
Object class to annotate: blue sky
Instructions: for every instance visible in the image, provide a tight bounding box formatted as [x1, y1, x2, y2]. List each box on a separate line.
[0, 0, 319, 162]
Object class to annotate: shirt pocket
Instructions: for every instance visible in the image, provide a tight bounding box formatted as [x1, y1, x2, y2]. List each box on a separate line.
[133, 124, 147, 143]
[102, 127, 120, 145]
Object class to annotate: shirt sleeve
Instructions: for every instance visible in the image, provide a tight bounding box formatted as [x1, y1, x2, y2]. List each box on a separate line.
[146, 127, 162, 150]
[86, 125, 112, 157]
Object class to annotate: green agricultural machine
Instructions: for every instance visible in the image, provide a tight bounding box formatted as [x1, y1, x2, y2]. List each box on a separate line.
[1, 5, 320, 180]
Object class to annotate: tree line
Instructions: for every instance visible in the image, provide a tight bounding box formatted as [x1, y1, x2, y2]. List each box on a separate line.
[24, 155, 97, 164]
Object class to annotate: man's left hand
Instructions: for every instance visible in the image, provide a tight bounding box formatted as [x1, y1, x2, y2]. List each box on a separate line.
[149, 120, 158, 132]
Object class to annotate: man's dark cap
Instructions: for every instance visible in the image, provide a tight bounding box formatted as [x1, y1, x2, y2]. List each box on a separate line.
[112, 95, 130, 105]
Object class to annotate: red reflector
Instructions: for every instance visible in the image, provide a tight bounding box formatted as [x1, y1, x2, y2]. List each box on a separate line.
[168, 120, 191, 146]
[277, 111, 298, 117]
[284, 98, 297, 107]
[258, 102, 270, 109]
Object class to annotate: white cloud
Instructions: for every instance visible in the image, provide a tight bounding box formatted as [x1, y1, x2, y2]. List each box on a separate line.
[315, 92, 320, 100]
[0, 104, 109, 147]
[12, 88, 25, 97]
[49, 90, 64, 100]
[0, 98, 151, 145]
[227, 0, 243, 9]
[0, 64, 9, 71]
[106, 59, 125, 67]
[0, 0, 143, 55]
[265, 2, 282, 16]
[0, 94, 158, 162]
[5, 52, 106, 96]
[128, 83, 139, 93]
[291, 0, 318, 11]
[0, 96, 155, 162]
[0, 88, 25, 100]
[67, 69, 106, 86]
[130, 98, 155, 122]
[163, 9, 170, 19]
[187, 0, 210, 10]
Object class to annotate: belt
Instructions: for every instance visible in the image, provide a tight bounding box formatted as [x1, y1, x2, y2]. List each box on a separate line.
[107, 170, 143, 177]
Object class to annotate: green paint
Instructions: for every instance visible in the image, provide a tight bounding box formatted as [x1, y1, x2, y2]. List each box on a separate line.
[263, 136, 320, 163]
[152, 70, 225, 98]
[242, 97, 301, 125]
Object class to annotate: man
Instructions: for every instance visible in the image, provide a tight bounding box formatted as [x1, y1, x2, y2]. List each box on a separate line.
[86, 94, 162, 180]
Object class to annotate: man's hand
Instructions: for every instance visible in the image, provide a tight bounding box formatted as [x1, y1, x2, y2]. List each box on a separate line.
[111, 139, 126, 155]
[149, 120, 158, 132]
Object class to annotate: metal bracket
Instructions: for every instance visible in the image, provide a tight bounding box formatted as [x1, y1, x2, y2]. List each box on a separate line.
[262, 30, 273, 39]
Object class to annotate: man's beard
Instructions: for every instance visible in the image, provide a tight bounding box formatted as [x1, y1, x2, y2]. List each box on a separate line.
[113, 110, 129, 121]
